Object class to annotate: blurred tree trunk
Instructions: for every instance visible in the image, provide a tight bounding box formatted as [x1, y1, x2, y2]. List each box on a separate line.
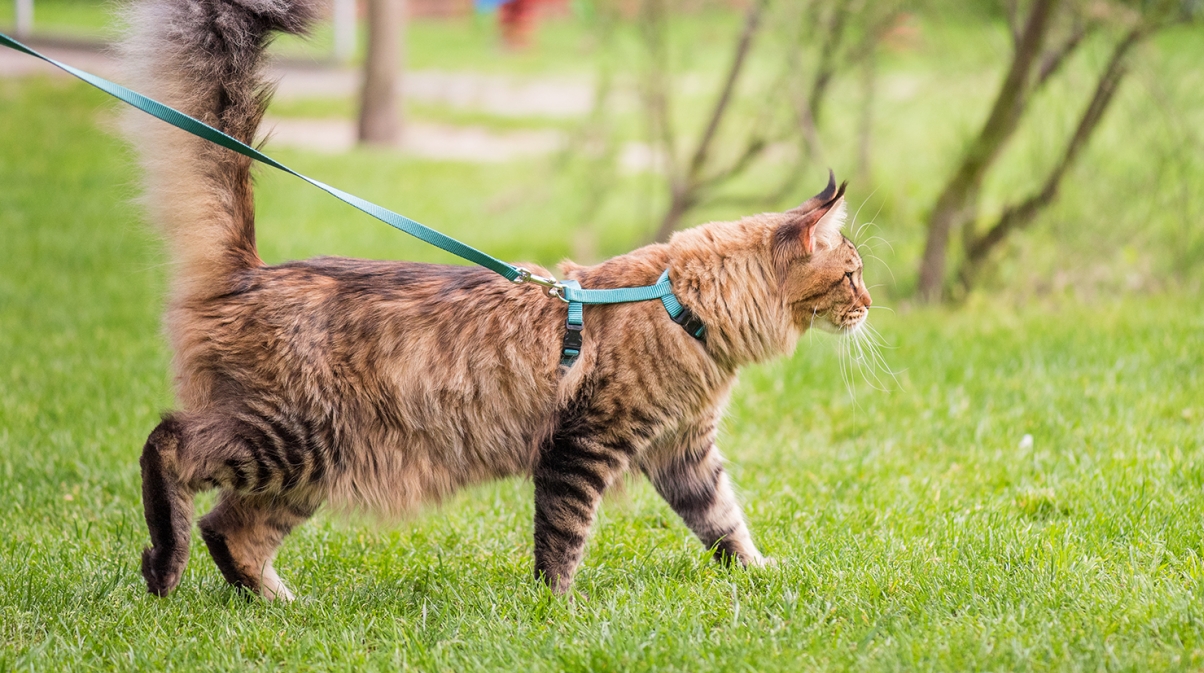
[957, 25, 1149, 291]
[358, 0, 406, 146]
[15, 0, 34, 38]
[916, 0, 1060, 302]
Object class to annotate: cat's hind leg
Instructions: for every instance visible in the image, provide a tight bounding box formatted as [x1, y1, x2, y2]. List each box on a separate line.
[198, 491, 316, 601]
[140, 411, 324, 599]
[140, 415, 195, 597]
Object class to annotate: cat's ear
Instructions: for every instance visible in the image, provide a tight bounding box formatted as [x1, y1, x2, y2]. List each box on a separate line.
[776, 170, 848, 257]
[790, 169, 839, 217]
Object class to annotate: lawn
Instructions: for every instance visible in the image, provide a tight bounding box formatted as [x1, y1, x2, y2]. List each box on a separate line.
[3, 57, 1204, 673]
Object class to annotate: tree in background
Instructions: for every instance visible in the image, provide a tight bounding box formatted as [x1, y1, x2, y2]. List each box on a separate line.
[917, 0, 1199, 302]
[359, 0, 407, 146]
[637, 0, 902, 243]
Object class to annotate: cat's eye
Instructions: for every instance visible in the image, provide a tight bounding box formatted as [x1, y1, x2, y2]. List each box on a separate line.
[845, 271, 855, 288]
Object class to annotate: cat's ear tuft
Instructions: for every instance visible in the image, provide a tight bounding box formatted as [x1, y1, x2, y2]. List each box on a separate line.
[789, 169, 838, 216]
[775, 173, 848, 258]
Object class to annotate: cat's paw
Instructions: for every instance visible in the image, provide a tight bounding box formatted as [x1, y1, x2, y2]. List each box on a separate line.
[141, 546, 182, 597]
[743, 554, 778, 570]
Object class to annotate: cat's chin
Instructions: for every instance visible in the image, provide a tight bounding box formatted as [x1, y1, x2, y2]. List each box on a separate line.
[813, 313, 867, 335]
[812, 319, 842, 334]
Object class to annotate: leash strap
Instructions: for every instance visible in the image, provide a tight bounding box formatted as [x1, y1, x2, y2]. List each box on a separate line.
[0, 33, 706, 348]
[0, 32, 524, 282]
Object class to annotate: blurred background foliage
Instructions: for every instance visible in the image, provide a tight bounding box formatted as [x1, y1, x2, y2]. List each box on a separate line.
[1, 0, 1201, 306]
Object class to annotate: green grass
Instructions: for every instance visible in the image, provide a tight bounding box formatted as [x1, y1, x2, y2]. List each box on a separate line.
[0, 0, 114, 40]
[4, 72, 1204, 671]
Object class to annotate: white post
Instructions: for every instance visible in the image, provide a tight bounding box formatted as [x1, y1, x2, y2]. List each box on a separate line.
[332, 0, 356, 64]
[15, 0, 33, 38]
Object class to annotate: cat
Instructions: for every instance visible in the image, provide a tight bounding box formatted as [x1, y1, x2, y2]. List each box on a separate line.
[122, 0, 872, 600]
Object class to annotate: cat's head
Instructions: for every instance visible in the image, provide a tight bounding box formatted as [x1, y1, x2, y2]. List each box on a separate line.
[772, 171, 872, 334]
[667, 171, 872, 366]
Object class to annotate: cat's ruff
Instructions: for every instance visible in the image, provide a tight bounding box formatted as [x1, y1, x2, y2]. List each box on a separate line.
[0, 31, 705, 367]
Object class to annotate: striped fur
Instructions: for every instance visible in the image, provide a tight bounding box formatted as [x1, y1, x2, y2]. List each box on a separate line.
[123, 0, 872, 599]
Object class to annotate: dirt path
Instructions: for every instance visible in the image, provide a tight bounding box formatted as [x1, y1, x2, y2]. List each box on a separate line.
[0, 41, 590, 161]
[262, 116, 563, 160]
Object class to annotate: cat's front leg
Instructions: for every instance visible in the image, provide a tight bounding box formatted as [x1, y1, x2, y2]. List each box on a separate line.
[646, 425, 767, 567]
[532, 433, 628, 594]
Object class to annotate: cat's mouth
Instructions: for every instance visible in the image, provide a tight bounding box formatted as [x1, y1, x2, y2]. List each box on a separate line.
[815, 307, 868, 334]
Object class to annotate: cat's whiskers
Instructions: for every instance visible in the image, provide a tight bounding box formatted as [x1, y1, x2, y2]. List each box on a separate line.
[848, 191, 880, 242]
[859, 253, 897, 284]
[846, 205, 896, 296]
[847, 327, 890, 392]
[859, 335, 892, 392]
[857, 235, 896, 255]
[860, 322, 903, 389]
[836, 330, 856, 401]
[830, 313, 902, 396]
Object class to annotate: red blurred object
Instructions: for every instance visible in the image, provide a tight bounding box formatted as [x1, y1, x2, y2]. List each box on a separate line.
[499, 0, 537, 49]
[497, 0, 568, 50]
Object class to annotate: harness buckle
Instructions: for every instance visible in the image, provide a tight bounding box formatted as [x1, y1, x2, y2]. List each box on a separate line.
[562, 322, 583, 351]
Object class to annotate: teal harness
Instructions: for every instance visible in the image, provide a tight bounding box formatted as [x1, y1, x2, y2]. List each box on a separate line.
[0, 33, 705, 367]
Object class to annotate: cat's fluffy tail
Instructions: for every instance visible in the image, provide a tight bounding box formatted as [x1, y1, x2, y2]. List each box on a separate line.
[121, 0, 320, 300]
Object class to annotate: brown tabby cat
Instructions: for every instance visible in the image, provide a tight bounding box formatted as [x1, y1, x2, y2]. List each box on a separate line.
[123, 0, 872, 600]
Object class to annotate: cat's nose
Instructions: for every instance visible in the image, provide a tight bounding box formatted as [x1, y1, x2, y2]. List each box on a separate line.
[861, 288, 872, 307]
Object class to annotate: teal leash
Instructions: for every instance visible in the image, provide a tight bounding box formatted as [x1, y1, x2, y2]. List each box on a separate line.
[0, 32, 704, 366]
[0, 33, 523, 282]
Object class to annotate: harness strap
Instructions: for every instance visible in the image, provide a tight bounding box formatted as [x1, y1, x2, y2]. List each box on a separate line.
[559, 280, 673, 305]
[559, 271, 704, 369]
[560, 280, 583, 367]
[657, 270, 707, 340]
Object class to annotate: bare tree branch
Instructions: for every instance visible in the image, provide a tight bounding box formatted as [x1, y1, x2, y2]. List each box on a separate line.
[916, 0, 1062, 302]
[807, 0, 853, 130]
[1035, 20, 1090, 90]
[852, 3, 901, 183]
[857, 48, 877, 185]
[686, 0, 768, 183]
[958, 25, 1150, 288]
[695, 137, 769, 193]
[639, 0, 678, 179]
[653, 0, 769, 243]
[641, 0, 900, 242]
[749, 0, 863, 210]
